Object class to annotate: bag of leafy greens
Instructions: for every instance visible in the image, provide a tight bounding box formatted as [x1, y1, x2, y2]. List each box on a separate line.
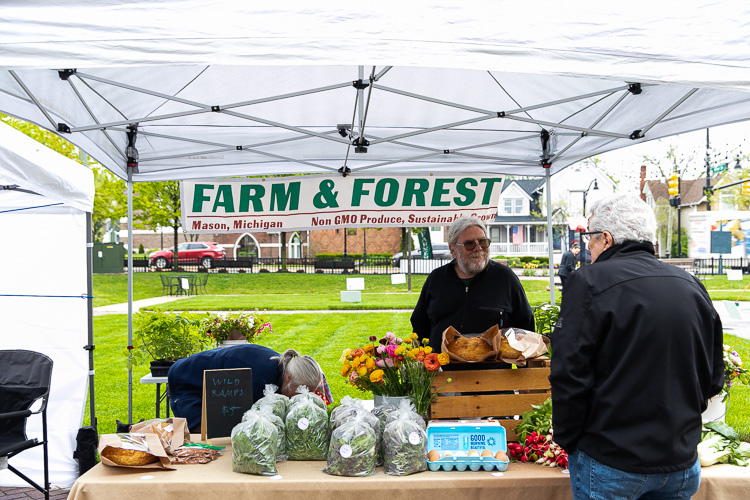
[243, 406, 287, 462]
[285, 387, 329, 460]
[231, 412, 278, 476]
[371, 400, 399, 466]
[250, 384, 289, 422]
[383, 405, 428, 476]
[324, 409, 377, 477]
[289, 385, 326, 411]
[385, 398, 426, 431]
[329, 395, 362, 425]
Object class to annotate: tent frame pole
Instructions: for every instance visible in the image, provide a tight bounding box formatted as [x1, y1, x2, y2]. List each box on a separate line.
[127, 166, 134, 424]
[545, 166, 555, 305]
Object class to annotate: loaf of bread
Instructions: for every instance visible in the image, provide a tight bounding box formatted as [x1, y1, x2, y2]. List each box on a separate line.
[499, 334, 522, 359]
[101, 447, 159, 466]
[445, 336, 493, 361]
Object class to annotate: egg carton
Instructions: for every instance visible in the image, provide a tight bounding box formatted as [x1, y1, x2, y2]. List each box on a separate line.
[426, 420, 508, 472]
[427, 455, 509, 472]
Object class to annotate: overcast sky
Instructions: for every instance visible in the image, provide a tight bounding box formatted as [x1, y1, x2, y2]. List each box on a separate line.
[590, 121, 750, 194]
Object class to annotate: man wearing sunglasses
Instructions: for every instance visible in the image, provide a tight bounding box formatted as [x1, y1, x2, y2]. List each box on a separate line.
[550, 194, 724, 500]
[411, 216, 534, 354]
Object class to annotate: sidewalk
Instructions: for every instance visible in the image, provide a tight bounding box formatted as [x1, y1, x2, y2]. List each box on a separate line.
[0, 486, 70, 499]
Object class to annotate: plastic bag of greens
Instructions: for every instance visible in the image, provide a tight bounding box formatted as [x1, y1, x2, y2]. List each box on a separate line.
[289, 385, 326, 411]
[330, 400, 381, 464]
[383, 405, 428, 476]
[329, 395, 362, 425]
[324, 409, 377, 477]
[371, 400, 399, 466]
[250, 384, 289, 422]
[285, 387, 329, 460]
[242, 406, 287, 462]
[385, 398, 426, 431]
[231, 412, 278, 476]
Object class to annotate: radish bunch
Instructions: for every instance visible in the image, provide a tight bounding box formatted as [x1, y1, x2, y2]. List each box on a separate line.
[506, 430, 568, 468]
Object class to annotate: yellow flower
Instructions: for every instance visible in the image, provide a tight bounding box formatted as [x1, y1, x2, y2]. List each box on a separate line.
[363, 344, 374, 354]
[437, 353, 450, 366]
[341, 363, 351, 377]
[351, 357, 361, 369]
[357, 366, 368, 377]
[365, 357, 375, 370]
[370, 369, 384, 383]
[338, 348, 352, 363]
[410, 332, 418, 340]
[406, 349, 417, 359]
[395, 346, 406, 356]
[424, 346, 433, 355]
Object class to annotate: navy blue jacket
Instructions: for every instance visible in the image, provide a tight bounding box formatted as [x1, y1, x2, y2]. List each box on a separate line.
[168, 344, 283, 430]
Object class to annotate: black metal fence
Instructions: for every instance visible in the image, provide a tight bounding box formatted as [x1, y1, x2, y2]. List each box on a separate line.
[126, 256, 406, 274]
[693, 257, 750, 276]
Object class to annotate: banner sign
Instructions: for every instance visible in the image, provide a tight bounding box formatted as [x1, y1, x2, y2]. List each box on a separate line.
[181, 174, 503, 234]
[417, 228, 433, 258]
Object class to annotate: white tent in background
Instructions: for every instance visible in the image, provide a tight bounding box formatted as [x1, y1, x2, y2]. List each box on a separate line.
[2, 1, 750, 423]
[0, 121, 95, 487]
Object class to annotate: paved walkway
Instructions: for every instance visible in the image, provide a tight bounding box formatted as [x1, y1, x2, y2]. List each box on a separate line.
[0, 486, 70, 499]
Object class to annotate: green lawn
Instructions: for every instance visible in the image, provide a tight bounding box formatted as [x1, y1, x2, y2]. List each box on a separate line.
[88, 272, 750, 439]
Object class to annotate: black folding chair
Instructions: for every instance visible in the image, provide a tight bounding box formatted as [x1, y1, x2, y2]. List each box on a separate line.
[159, 274, 178, 295]
[0, 349, 53, 500]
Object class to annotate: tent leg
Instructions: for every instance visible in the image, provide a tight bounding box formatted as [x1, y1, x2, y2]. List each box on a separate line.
[86, 211, 97, 430]
[127, 167, 134, 424]
[545, 167, 555, 304]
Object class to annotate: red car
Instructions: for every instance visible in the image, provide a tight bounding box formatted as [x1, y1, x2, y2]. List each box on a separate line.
[148, 242, 226, 269]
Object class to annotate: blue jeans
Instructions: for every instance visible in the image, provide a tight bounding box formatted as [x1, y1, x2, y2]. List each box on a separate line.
[567, 450, 701, 500]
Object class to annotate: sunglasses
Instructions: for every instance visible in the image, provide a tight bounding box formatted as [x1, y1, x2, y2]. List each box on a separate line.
[455, 238, 491, 251]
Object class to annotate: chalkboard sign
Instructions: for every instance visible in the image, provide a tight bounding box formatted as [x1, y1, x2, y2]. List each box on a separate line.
[201, 368, 253, 440]
[710, 231, 731, 254]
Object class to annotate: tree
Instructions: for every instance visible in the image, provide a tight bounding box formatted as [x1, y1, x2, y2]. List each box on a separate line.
[709, 166, 750, 210]
[132, 181, 182, 265]
[92, 167, 126, 241]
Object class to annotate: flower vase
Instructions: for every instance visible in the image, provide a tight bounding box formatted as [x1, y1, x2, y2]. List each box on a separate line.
[373, 394, 410, 407]
[702, 392, 728, 423]
[217, 339, 249, 349]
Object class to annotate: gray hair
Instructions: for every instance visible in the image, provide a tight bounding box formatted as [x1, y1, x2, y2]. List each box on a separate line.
[278, 349, 322, 391]
[446, 216, 488, 245]
[588, 194, 656, 245]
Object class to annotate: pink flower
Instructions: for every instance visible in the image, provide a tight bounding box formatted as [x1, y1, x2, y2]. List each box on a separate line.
[385, 332, 396, 342]
[375, 359, 385, 368]
[385, 358, 394, 368]
[386, 344, 397, 358]
[376, 345, 386, 355]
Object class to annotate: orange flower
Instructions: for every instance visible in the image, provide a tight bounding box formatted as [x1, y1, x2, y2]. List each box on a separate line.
[417, 351, 426, 362]
[341, 363, 352, 377]
[365, 357, 375, 370]
[437, 352, 450, 366]
[363, 344, 374, 354]
[352, 348, 365, 358]
[357, 366, 368, 377]
[370, 369, 384, 383]
[424, 353, 440, 371]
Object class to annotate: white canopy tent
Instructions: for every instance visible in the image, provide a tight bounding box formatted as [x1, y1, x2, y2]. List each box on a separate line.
[2, 1, 750, 421]
[0, 121, 95, 487]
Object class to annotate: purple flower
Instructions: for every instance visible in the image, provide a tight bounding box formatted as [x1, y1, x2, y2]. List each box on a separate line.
[369, 335, 377, 342]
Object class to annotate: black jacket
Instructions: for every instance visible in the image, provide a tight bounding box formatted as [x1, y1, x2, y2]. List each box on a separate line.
[558, 250, 576, 277]
[550, 241, 724, 473]
[411, 259, 535, 352]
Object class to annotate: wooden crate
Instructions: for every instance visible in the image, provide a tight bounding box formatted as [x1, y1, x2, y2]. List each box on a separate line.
[429, 357, 550, 442]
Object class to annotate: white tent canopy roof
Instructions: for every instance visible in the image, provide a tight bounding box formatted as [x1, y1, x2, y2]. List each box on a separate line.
[0, 121, 94, 212]
[2, 2, 750, 182]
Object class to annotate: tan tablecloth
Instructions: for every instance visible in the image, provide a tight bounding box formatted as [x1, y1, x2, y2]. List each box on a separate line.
[69, 438, 750, 500]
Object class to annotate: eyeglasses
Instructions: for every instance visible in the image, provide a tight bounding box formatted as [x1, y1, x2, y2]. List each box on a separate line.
[580, 231, 603, 243]
[455, 238, 491, 251]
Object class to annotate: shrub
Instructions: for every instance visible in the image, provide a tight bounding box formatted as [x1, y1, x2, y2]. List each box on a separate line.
[138, 243, 144, 254]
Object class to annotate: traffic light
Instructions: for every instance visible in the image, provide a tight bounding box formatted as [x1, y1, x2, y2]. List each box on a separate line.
[743, 180, 750, 196]
[667, 173, 679, 196]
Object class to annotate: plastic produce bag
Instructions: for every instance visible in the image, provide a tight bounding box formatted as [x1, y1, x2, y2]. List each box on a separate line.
[324, 409, 377, 477]
[385, 398, 426, 431]
[383, 405, 428, 476]
[250, 384, 289, 422]
[289, 385, 326, 411]
[286, 387, 329, 460]
[243, 406, 287, 462]
[231, 412, 278, 476]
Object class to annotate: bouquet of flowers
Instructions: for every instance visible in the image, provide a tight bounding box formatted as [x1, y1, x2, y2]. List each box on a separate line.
[724, 344, 749, 392]
[201, 312, 273, 347]
[340, 332, 451, 415]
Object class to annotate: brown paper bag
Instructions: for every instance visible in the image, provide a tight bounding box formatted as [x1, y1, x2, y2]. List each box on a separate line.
[98, 433, 174, 469]
[495, 328, 549, 366]
[131, 417, 189, 455]
[441, 325, 500, 362]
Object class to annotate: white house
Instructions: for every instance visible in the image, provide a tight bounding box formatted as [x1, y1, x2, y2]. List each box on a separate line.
[489, 163, 616, 259]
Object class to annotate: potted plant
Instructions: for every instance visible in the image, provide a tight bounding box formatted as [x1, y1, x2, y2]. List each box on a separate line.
[130, 311, 211, 376]
[200, 312, 273, 348]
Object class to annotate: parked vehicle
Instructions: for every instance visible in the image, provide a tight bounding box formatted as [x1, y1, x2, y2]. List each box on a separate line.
[392, 243, 452, 266]
[148, 242, 226, 269]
